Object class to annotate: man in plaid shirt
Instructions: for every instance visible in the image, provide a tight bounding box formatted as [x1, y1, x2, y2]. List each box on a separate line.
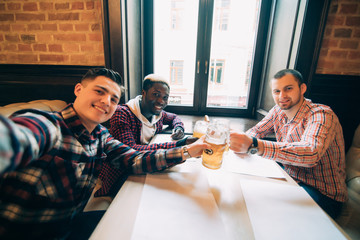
[229, 69, 347, 220]
[0, 68, 208, 239]
[97, 74, 197, 197]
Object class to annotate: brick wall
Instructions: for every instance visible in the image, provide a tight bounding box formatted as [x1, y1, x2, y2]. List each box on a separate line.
[317, 0, 360, 75]
[0, 0, 104, 66]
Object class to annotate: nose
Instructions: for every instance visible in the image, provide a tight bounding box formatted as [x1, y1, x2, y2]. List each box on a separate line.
[101, 94, 111, 106]
[156, 97, 165, 105]
[279, 91, 286, 98]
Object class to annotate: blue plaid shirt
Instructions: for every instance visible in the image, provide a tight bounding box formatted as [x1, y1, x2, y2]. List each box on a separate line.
[0, 104, 183, 237]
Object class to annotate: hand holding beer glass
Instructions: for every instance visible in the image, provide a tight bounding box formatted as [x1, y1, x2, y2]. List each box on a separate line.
[202, 121, 229, 169]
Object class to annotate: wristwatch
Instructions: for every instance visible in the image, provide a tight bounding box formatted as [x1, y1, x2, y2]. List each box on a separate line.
[247, 137, 259, 155]
[182, 146, 192, 159]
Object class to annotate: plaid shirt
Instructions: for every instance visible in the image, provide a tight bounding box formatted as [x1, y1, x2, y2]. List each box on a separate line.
[247, 98, 347, 202]
[96, 104, 186, 197]
[0, 104, 183, 237]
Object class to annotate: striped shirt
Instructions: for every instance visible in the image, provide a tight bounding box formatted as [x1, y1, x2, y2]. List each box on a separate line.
[247, 98, 348, 202]
[97, 104, 186, 197]
[0, 104, 184, 238]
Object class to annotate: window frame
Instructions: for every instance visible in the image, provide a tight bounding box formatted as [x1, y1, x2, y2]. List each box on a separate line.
[144, 0, 272, 117]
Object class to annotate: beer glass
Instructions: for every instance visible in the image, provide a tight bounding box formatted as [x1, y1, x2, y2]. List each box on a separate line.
[202, 121, 229, 169]
[193, 120, 208, 138]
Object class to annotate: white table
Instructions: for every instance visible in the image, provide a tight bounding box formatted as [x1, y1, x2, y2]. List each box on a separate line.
[90, 134, 349, 240]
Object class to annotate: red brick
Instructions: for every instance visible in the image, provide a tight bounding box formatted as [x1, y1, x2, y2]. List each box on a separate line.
[33, 44, 47, 52]
[63, 43, 79, 52]
[5, 34, 19, 42]
[18, 44, 32, 51]
[326, 16, 345, 26]
[0, 3, 5, 11]
[39, 2, 53, 11]
[21, 34, 35, 42]
[348, 51, 360, 60]
[7, 3, 21, 11]
[59, 24, 73, 31]
[16, 13, 45, 21]
[10, 54, 38, 63]
[334, 28, 352, 38]
[0, 34, 3, 41]
[329, 50, 348, 59]
[338, 61, 360, 70]
[37, 33, 52, 42]
[329, 3, 338, 14]
[0, 14, 15, 21]
[339, 39, 359, 49]
[23, 2, 38, 11]
[81, 12, 97, 21]
[317, 59, 336, 69]
[42, 24, 57, 31]
[91, 23, 101, 31]
[86, 2, 95, 10]
[55, 3, 70, 10]
[339, 4, 358, 14]
[346, 16, 360, 26]
[40, 54, 66, 62]
[354, 29, 360, 38]
[0, 54, 6, 61]
[88, 33, 102, 41]
[324, 27, 332, 37]
[54, 33, 86, 41]
[28, 24, 41, 31]
[75, 23, 89, 31]
[319, 49, 328, 58]
[49, 44, 63, 52]
[72, 2, 84, 10]
[4, 44, 17, 51]
[48, 13, 79, 21]
[11, 24, 26, 31]
[81, 44, 94, 52]
[321, 38, 339, 48]
[0, 24, 10, 31]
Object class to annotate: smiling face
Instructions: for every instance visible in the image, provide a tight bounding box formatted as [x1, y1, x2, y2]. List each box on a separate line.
[141, 82, 170, 118]
[73, 76, 121, 132]
[271, 73, 307, 116]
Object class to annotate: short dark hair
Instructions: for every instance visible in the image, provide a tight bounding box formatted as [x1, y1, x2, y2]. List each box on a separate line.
[273, 69, 304, 85]
[81, 68, 123, 86]
[142, 74, 170, 91]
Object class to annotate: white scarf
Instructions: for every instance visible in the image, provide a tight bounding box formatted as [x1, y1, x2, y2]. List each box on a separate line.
[126, 95, 162, 144]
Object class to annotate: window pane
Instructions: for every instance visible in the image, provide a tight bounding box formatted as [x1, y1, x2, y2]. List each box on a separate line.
[207, 0, 260, 108]
[154, 0, 199, 106]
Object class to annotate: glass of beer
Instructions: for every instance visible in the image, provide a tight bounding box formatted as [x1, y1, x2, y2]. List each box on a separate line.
[193, 120, 208, 138]
[202, 122, 229, 169]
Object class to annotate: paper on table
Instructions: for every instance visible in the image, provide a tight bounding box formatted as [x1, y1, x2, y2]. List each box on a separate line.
[130, 172, 229, 240]
[222, 151, 285, 179]
[240, 179, 347, 240]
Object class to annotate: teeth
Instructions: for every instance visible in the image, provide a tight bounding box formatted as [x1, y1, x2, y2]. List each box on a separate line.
[94, 105, 106, 113]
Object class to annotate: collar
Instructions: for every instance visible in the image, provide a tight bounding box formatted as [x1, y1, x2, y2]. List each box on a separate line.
[289, 98, 312, 123]
[61, 104, 101, 140]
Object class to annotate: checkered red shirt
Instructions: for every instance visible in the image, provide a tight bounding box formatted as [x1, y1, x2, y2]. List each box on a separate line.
[247, 99, 348, 202]
[96, 104, 186, 197]
[0, 105, 184, 238]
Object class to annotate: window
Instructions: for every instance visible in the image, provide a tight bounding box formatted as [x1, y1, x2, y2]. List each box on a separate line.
[148, 0, 269, 116]
[209, 59, 225, 85]
[170, 60, 184, 84]
[214, 0, 230, 31]
[171, 0, 185, 30]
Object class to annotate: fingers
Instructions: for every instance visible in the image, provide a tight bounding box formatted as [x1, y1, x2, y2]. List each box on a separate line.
[171, 128, 185, 140]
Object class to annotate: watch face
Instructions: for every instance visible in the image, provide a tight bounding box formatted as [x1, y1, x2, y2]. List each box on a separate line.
[249, 147, 258, 154]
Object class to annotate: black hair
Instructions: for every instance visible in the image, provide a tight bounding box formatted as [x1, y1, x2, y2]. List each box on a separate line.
[273, 69, 304, 85]
[81, 68, 123, 86]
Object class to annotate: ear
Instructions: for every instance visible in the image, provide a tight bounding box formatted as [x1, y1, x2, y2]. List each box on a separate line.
[141, 89, 146, 97]
[300, 83, 307, 95]
[74, 83, 83, 97]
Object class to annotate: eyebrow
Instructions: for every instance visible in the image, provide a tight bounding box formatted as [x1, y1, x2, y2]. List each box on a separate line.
[95, 85, 120, 100]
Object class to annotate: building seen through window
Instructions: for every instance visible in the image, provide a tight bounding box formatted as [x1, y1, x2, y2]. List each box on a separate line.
[154, 0, 260, 109]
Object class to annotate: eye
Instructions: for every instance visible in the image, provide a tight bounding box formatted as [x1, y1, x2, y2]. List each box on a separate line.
[111, 98, 118, 104]
[153, 92, 160, 97]
[163, 96, 169, 101]
[273, 90, 280, 94]
[95, 89, 104, 95]
[286, 87, 293, 91]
